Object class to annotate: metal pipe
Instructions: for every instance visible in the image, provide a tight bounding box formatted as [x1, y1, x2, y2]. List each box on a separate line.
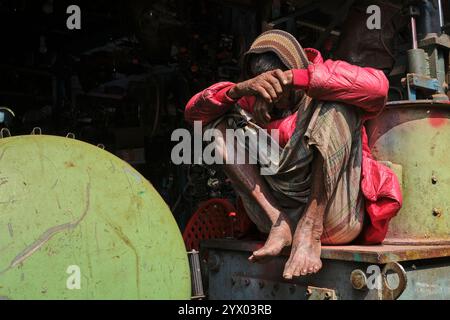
[296, 21, 341, 36]
[438, 0, 444, 28]
[411, 16, 418, 49]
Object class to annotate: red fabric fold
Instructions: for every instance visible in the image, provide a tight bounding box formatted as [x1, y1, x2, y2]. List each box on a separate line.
[359, 127, 402, 244]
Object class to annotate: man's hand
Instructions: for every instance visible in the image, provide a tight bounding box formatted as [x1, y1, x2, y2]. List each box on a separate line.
[252, 97, 272, 126]
[228, 69, 293, 104]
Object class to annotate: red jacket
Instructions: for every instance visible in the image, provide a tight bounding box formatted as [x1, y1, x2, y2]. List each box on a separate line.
[185, 48, 402, 244]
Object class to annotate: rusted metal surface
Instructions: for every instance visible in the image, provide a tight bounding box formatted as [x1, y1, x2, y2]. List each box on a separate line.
[365, 101, 450, 244]
[203, 239, 450, 300]
[202, 239, 450, 263]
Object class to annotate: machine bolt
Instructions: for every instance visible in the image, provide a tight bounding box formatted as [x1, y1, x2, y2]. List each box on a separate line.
[289, 285, 296, 294]
[432, 208, 443, 217]
[208, 254, 221, 272]
[305, 288, 312, 297]
[350, 269, 368, 290]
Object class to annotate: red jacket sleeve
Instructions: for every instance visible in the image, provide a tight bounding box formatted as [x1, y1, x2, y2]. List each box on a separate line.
[292, 59, 389, 114]
[184, 82, 255, 125]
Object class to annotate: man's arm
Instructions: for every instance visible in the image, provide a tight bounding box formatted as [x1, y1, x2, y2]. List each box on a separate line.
[185, 70, 289, 125]
[184, 82, 239, 125]
[289, 59, 389, 114]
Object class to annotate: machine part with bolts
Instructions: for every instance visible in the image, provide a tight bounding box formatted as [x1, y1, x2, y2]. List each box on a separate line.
[202, 239, 450, 300]
[230, 275, 337, 300]
[306, 286, 337, 300]
[408, 49, 430, 76]
[366, 101, 450, 244]
[402, 2, 449, 101]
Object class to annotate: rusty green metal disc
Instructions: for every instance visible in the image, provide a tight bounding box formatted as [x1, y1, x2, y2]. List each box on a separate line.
[0, 134, 191, 299]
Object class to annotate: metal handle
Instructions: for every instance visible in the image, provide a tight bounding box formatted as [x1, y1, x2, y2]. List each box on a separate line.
[0, 128, 11, 139]
[31, 127, 42, 135]
[381, 262, 407, 300]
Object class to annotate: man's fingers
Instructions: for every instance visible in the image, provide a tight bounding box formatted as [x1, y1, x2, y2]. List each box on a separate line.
[266, 75, 283, 96]
[256, 87, 273, 104]
[260, 82, 278, 102]
[253, 98, 271, 126]
[264, 110, 271, 123]
[253, 103, 264, 125]
[273, 69, 289, 86]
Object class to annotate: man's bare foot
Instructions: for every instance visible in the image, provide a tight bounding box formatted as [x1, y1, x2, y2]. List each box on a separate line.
[249, 217, 293, 263]
[283, 216, 323, 279]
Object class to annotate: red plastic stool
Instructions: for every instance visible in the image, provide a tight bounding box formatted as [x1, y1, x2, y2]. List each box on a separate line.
[183, 198, 252, 251]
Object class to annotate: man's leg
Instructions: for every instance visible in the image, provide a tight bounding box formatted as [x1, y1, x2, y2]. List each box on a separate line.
[283, 151, 326, 278]
[214, 120, 294, 261]
[283, 102, 364, 278]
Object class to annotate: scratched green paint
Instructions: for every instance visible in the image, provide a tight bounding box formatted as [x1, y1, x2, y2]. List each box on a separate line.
[0, 135, 191, 299]
[366, 105, 450, 243]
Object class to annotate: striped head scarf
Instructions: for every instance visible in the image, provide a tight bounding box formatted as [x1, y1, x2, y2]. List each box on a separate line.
[244, 29, 310, 73]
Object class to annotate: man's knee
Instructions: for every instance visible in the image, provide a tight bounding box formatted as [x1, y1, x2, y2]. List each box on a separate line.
[320, 102, 362, 132]
[321, 209, 364, 245]
[321, 223, 363, 245]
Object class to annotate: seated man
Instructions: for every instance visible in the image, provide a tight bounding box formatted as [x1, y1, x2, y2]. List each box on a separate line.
[185, 30, 397, 279]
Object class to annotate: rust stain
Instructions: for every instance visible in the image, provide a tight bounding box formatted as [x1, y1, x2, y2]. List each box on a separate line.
[100, 215, 141, 299]
[0, 178, 7, 187]
[65, 161, 76, 168]
[428, 111, 448, 128]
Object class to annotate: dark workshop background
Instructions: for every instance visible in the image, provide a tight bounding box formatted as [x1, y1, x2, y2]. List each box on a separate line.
[0, 0, 448, 229]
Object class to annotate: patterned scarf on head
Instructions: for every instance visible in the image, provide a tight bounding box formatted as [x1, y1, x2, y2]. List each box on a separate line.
[243, 30, 310, 115]
[244, 29, 310, 74]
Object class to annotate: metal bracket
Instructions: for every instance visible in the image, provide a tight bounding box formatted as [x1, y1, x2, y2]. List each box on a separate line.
[0, 128, 11, 139]
[188, 250, 205, 300]
[31, 127, 42, 135]
[306, 286, 337, 300]
[405, 73, 442, 100]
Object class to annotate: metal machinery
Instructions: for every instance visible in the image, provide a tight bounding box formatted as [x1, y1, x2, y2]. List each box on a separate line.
[200, 0, 450, 300]
[0, 131, 191, 299]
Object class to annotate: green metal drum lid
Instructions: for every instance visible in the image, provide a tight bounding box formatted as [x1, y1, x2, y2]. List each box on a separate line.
[0, 134, 191, 299]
